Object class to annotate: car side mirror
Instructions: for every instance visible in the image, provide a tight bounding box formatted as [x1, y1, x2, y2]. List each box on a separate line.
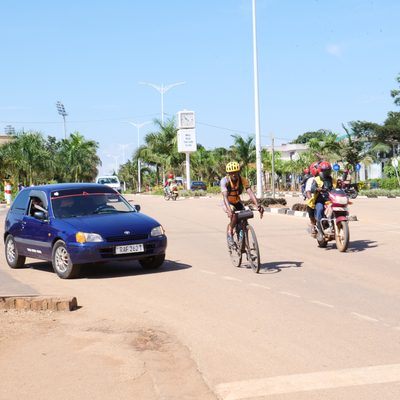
[134, 204, 141, 212]
[33, 211, 47, 221]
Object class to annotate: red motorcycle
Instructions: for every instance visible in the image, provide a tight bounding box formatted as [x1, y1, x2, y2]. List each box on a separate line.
[315, 188, 352, 252]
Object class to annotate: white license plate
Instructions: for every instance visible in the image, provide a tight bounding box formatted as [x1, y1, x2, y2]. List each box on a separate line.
[115, 244, 144, 254]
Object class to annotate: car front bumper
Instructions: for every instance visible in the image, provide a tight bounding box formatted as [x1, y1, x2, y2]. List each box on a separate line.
[67, 235, 167, 264]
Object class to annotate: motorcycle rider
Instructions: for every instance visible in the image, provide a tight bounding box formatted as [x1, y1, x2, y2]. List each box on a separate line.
[164, 173, 177, 197]
[304, 162, 319, 236]
[301, 168, 313, 195]
[342, 168, 352, 186]
[307, 162, 338, 241]
[221, 161, 263, 246]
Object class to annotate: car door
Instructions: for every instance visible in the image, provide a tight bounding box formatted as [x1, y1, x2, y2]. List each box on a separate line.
[19, 191, 52, 260]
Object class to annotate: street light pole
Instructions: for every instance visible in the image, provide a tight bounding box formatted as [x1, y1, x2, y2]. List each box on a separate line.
[138, 82, 186, 125]
[123, 121, 152, 192]
[55, 101, 68, 140]
[107, 154, 122, 174]
[252, 0, 263, 199]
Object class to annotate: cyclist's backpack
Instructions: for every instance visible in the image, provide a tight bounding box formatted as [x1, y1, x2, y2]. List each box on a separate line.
[226, 174, 244, 197]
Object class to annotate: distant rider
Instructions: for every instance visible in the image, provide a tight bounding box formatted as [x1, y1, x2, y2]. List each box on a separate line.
[301, 168, 313, 195]
[304, 162, 319, 236]
[221, 162, 263, 246]
[306, 162, 337, 241]
[342, 169, 352, 186]
[164, 173, 177, 197]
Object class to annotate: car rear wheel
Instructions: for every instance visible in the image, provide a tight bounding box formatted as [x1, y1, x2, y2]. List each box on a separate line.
[139, 254, 165, 269]
[52, 240, 81, 279]
[5, 235, 26, 269]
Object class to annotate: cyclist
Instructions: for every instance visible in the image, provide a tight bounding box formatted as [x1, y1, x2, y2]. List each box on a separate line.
[221, 161, 263, 246]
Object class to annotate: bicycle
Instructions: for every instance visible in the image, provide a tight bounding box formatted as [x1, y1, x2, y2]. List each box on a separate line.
[227, 206, 262, 273]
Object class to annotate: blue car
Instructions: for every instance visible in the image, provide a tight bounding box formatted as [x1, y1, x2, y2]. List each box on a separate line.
[4, 183, 167, 279]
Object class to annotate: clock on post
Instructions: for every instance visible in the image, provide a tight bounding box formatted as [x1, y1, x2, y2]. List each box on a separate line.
[177, 110, 195, 129]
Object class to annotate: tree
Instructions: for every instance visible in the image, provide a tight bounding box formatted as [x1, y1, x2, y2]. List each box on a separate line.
[291, 130, 331, 144]
[229, 134, 256, 178]
[57, 132, 100, 182]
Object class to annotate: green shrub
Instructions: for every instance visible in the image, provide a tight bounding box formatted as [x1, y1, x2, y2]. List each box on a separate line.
[359, 189, 400, 197]
[180, 190, 207, 197]
[207, 186, 221, 194]
[243, 197, 287, 207]
[292, 203, 307, 212]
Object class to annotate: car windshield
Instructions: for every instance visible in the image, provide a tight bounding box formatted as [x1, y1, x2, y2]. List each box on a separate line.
[51, 188, 135, 218]
[98, 177, 118, 184]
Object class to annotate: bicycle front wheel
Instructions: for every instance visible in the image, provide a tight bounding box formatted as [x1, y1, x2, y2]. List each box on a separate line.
[227, 223, 242, 267]
[245, 225, 260, 273]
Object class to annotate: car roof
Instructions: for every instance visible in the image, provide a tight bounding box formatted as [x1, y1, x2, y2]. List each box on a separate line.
[19, 183, 115, 194]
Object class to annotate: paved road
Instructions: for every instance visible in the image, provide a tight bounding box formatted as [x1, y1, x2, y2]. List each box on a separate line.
[1, 194, 399, 399]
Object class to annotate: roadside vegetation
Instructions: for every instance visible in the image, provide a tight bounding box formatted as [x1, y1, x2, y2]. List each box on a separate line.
[1, 73, 399, 198]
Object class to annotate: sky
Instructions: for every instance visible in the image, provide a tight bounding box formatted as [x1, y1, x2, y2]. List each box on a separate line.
[1, 0, 399, 176]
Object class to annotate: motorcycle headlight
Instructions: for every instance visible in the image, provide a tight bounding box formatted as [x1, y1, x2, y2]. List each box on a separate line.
[151, 225, 165, 237]
[76, 232, 104, 243]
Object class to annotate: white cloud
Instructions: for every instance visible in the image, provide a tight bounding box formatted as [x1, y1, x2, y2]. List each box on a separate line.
[360, 94, 385, 104]
[326, 44, 344, 58]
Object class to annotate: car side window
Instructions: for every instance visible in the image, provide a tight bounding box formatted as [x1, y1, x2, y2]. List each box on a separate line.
[10, 190, 32, 215]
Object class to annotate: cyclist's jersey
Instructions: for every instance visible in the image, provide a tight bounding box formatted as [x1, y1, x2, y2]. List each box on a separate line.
[221, 175, 250, 204]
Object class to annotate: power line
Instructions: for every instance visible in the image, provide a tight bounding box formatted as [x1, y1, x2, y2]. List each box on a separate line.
[0, 113, 159, 124]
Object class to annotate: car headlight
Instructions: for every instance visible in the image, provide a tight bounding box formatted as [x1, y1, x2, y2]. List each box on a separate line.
[76, 232, 104, 243]
[150, 225, 165, 237]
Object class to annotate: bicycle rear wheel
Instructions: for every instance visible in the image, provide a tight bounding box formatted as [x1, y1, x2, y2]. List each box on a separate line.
[227, 223, 242, 267]
[245, 225, 260, 273]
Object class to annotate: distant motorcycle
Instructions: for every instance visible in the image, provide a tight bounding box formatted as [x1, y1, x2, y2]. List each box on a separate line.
[341, 181, 359, 199]
[164, 185, 179, 201]
[312, 188, 353, 252]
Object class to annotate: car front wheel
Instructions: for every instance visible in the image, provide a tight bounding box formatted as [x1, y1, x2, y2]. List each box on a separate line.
[52, 241, 81, 279]
[5, 235, 26, 269]
[139, 254, 165, 269]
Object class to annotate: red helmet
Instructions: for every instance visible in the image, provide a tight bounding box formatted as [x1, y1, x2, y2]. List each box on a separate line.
[318, 162, 332, 179]
[304, 168, 310, 174]
[310, 162, 319, 176]
[344, 169, 349, 173]
[169, 173, 174, 179]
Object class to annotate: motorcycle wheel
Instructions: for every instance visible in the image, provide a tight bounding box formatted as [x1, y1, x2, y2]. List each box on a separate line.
[164, 194, 170, 201]
[317, 238, 328, 248]
[335, 220, 349, 252]
[350, 191, 358, 199]
[172, 194, 177, 201]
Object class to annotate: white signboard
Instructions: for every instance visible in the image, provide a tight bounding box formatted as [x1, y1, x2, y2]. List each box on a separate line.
[392, 158, 399, 168]
[178, 129, 197, 153]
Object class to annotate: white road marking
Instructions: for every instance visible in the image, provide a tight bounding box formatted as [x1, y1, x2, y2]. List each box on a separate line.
[223, 276, 242, 282]
[215, 364, 400, 399]
[311, 300, 334, 308]
[351, 312, 379, 322]
[199, 270, 216, 275]
[278, 291, 300, 298]
[248, 283, 271, 290]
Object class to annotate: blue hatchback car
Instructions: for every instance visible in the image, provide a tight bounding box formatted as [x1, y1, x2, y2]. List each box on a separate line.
[4, 183, 167, 279]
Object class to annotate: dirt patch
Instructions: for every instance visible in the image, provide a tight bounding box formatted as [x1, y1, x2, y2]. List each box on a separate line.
[0, 309, 217, 400]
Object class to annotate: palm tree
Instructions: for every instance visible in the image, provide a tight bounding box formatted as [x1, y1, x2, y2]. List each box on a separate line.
[57, 132, 100, 182]
[229, 134, 256, 178]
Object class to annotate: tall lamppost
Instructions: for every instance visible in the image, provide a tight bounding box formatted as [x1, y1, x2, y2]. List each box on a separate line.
[252, 0, 263, 198]
[114, 142, 135, 164]
[4, 125, 15, 135]
[56, 101, 68, 140]
[123, 121, 152, 192]
[138, 82, 186, 125]
[107, 154, 122, 174]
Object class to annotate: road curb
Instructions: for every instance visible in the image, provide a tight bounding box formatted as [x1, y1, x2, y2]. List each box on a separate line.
[0, 296, 78, 311]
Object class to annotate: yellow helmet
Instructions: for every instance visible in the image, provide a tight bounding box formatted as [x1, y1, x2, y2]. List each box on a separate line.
[226, 162, 240, 173]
